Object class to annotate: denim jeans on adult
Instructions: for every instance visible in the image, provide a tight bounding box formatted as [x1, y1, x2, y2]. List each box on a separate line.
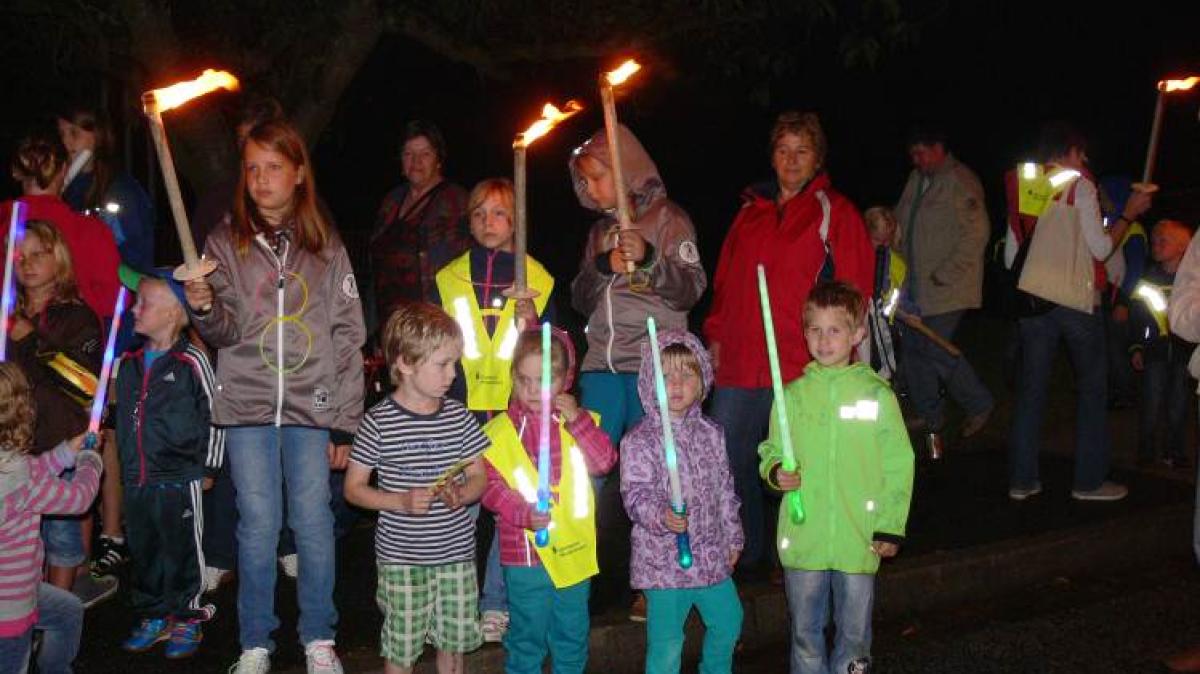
[784, 570, 874, 674]
[900, 310, 993, 429]
[467, 503, 508, 613]
[226, 425, 337, 651]
[0, 583, 84, 674]
[709, 386, 774, 568]
[1009, 306, 1110, 492]
[1139, 357, 1192, 462]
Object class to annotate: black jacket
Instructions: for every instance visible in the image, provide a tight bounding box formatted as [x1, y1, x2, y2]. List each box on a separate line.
[116, 337, 224, 485]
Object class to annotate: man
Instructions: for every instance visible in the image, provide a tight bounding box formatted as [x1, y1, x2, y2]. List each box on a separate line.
[895, 127, 993, 437]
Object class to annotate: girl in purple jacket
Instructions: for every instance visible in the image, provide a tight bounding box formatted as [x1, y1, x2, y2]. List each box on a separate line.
[620, 329, 743, 674]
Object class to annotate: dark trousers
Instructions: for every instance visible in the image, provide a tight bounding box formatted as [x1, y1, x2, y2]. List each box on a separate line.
[1139, 357, 1193, 461]
[125, 480, 209, 621]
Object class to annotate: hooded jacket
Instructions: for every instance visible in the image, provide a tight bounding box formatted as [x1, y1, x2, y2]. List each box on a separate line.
[190, 218, 366, 439]
[758, 361, 914, 574]
[621, 329, 743, 589]
[569, 126, 707, 374]
[704, 175, 874, 388]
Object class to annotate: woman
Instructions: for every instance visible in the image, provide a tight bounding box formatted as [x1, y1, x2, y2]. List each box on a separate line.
[183, 120, 365, 674]
[369, 120, 469, 329]
[703, 111, 874, 574]
[56, 105, 155, 272]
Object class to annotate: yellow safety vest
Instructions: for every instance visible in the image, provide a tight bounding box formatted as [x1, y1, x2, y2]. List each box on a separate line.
[482, 412, 599, 589]
[888, 251, 908, 296]
[435, 253, 554, 411]
[1016, 162, 1081, 218]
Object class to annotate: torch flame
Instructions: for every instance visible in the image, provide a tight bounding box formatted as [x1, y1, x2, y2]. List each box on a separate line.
[148, 69, 240, 112]
[515, 100, 584, 148]
[605, 59, 642, 87]
[1159, 76, 1200, 93]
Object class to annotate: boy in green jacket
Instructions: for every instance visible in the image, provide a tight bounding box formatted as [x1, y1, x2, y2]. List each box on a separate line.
[759, 280, 914, 674]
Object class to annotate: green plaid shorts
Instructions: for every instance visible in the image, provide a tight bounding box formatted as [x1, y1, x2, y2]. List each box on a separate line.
[376, 561, 482, 665]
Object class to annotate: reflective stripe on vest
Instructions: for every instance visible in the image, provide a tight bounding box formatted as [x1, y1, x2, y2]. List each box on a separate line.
[1017, 162, 1081, 217]
[435, 252, 554, 411]
[1134, 281, 1170, 336]
[482, 412, 599, 589]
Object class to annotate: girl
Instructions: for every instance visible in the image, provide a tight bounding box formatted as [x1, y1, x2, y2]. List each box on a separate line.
[8, 220, 105, 598]
[183, 120, 365, 674]
[0, 363, 100, 674]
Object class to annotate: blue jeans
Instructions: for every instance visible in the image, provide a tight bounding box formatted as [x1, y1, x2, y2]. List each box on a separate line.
[1009, 307, 1110, 492]
[226, 425, 337, 651]
[41, 469, 84, 568]
[709, 386, 774, 568]
[502, 566, 590, 674]
[1139, 357, 1192, 462]
[901, 310, 993, 428]
[784, 570, 874, 674]
[0, 583, 83, 674]
[645, 578, 743, 674]
[467, 504, 507, 613]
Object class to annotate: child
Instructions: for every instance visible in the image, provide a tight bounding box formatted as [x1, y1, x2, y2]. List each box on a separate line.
[481, 327, 616, 674]
[759, 281, 914, 674]
[1129, 219, 1194, 468]
[344, 303, 489, 674]
[432, 178, 557, 641]
[862, 206, 907, 381]
[183, 119, 365, 674]
[0, 363, 100, 674]
[621, 329, 743, 674]
[6, 219, 115, 606]
[115, 269, 223, 659]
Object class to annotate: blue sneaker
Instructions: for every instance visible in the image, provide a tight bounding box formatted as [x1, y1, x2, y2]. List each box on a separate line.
[164, 620, 202, 659]
[122, 618, 170, 653]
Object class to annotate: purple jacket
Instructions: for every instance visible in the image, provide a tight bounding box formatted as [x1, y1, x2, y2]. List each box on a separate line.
[620, 329, 743, 590]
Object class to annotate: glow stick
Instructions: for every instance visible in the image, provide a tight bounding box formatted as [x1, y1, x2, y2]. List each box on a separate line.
[0, 202, 26, 361]
[85, 287, 127, 449]
[534, 321, 552, 547]
[756, 264, 805, 524]
[646, 317, 693, 569]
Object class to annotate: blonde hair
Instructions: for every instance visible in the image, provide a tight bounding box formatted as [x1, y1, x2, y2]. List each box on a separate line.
[468, 178, 515, 217]
[382, 303, 462, 384]
[804, 280, 866, 331]
[863, 206, 899, 246]
[661, 343, 705, 396]
[511, 330, 568, 378]
[138, 277, 189, 332]
[0, 363, 35, 459]
[18, 220, 79, 313]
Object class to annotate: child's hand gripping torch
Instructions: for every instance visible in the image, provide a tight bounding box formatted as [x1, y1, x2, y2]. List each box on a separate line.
[757, 265, 805, 524]
[646, 317, 693, 569]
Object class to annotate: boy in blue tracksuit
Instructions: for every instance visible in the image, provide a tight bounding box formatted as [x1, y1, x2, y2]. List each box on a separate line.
[115, 269, 224, 659]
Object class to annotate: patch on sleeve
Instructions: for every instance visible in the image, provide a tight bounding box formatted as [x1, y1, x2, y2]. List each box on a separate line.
[341, 273, 359, 299]
[678, 240, 700, 265]
[313, 386, 331, 412]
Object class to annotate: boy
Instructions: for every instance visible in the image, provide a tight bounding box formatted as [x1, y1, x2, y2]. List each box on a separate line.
[116, 269, 223, 659]
[759, 280, 914, 674]
[1130, 219, 1195, 468]
[345, 303, 489, 674]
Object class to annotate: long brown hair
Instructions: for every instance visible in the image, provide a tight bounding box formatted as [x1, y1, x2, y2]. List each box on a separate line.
[11, 132, 68, 192]
[232, 120, 328, 255]
[0, 363, 35, 459]
[17, 220, 80, 314]
[57, 106, 116, 210]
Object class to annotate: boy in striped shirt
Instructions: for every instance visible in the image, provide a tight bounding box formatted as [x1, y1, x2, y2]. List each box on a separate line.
[346, 303, 489, 674]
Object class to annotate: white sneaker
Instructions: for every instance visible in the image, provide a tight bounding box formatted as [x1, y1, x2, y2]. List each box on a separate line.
[278, 554, 298, 579]
[204, 566, 232, 593]
[304, 640, 343, 674]
[481, 609, 509, 642]
[229, 647, 270, 674]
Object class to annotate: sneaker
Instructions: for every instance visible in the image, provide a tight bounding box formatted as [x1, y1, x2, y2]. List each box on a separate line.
[304, 640, 343, 674]
[961, 407, 993, 438]
[204, 567, 233, 593]
[278, 554, 298, 579]
[1072, 481, 1128, 501]
[91, 536, 130, 577]
[629, 593, 647, 623]
[229, 647, 270, 674]
[121, 617, 170, 653]
[73, 573, 119, 608]
[165, 620, 203, 659]
[481, 610, 509, 642]
[1008, 482, 1043, 501]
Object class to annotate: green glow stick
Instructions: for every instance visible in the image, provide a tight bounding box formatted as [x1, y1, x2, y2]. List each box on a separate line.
[756, 264, 805, 524]
[646, 317, 693, 569]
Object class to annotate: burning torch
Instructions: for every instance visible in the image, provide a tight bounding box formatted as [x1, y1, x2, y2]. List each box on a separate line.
[599, 59, 642, 275]
[1135, 75, 1199, 193]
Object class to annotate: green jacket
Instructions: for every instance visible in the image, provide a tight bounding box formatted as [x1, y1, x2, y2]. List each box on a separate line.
[758, 361, 914, 574]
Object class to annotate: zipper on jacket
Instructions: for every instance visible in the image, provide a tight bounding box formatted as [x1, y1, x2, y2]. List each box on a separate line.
[136, 361, 152, 486]
[604, 274, 618, 373]
[256, 234, 290, 427]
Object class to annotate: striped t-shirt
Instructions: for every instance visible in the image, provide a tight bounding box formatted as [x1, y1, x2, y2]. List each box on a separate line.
[350, 396, 489, 565]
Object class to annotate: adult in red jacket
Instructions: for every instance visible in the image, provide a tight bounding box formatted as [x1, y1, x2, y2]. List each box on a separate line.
[703, 112, 874, 571]
[2, 132, 121, 322]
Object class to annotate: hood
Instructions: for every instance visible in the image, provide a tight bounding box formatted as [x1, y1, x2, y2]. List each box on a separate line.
[569, 124, 667, 218]
[509, 324, 578, 420]
[636, 328, 713, 422]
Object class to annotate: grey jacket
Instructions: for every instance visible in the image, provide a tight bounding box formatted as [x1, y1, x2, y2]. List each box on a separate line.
[569, 125, 707, 373]
[192, 219, 365, 437]
[895, 154, 990, 316]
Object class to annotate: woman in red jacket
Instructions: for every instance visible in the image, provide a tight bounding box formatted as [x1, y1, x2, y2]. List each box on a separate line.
[703, 111, 874, 574]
